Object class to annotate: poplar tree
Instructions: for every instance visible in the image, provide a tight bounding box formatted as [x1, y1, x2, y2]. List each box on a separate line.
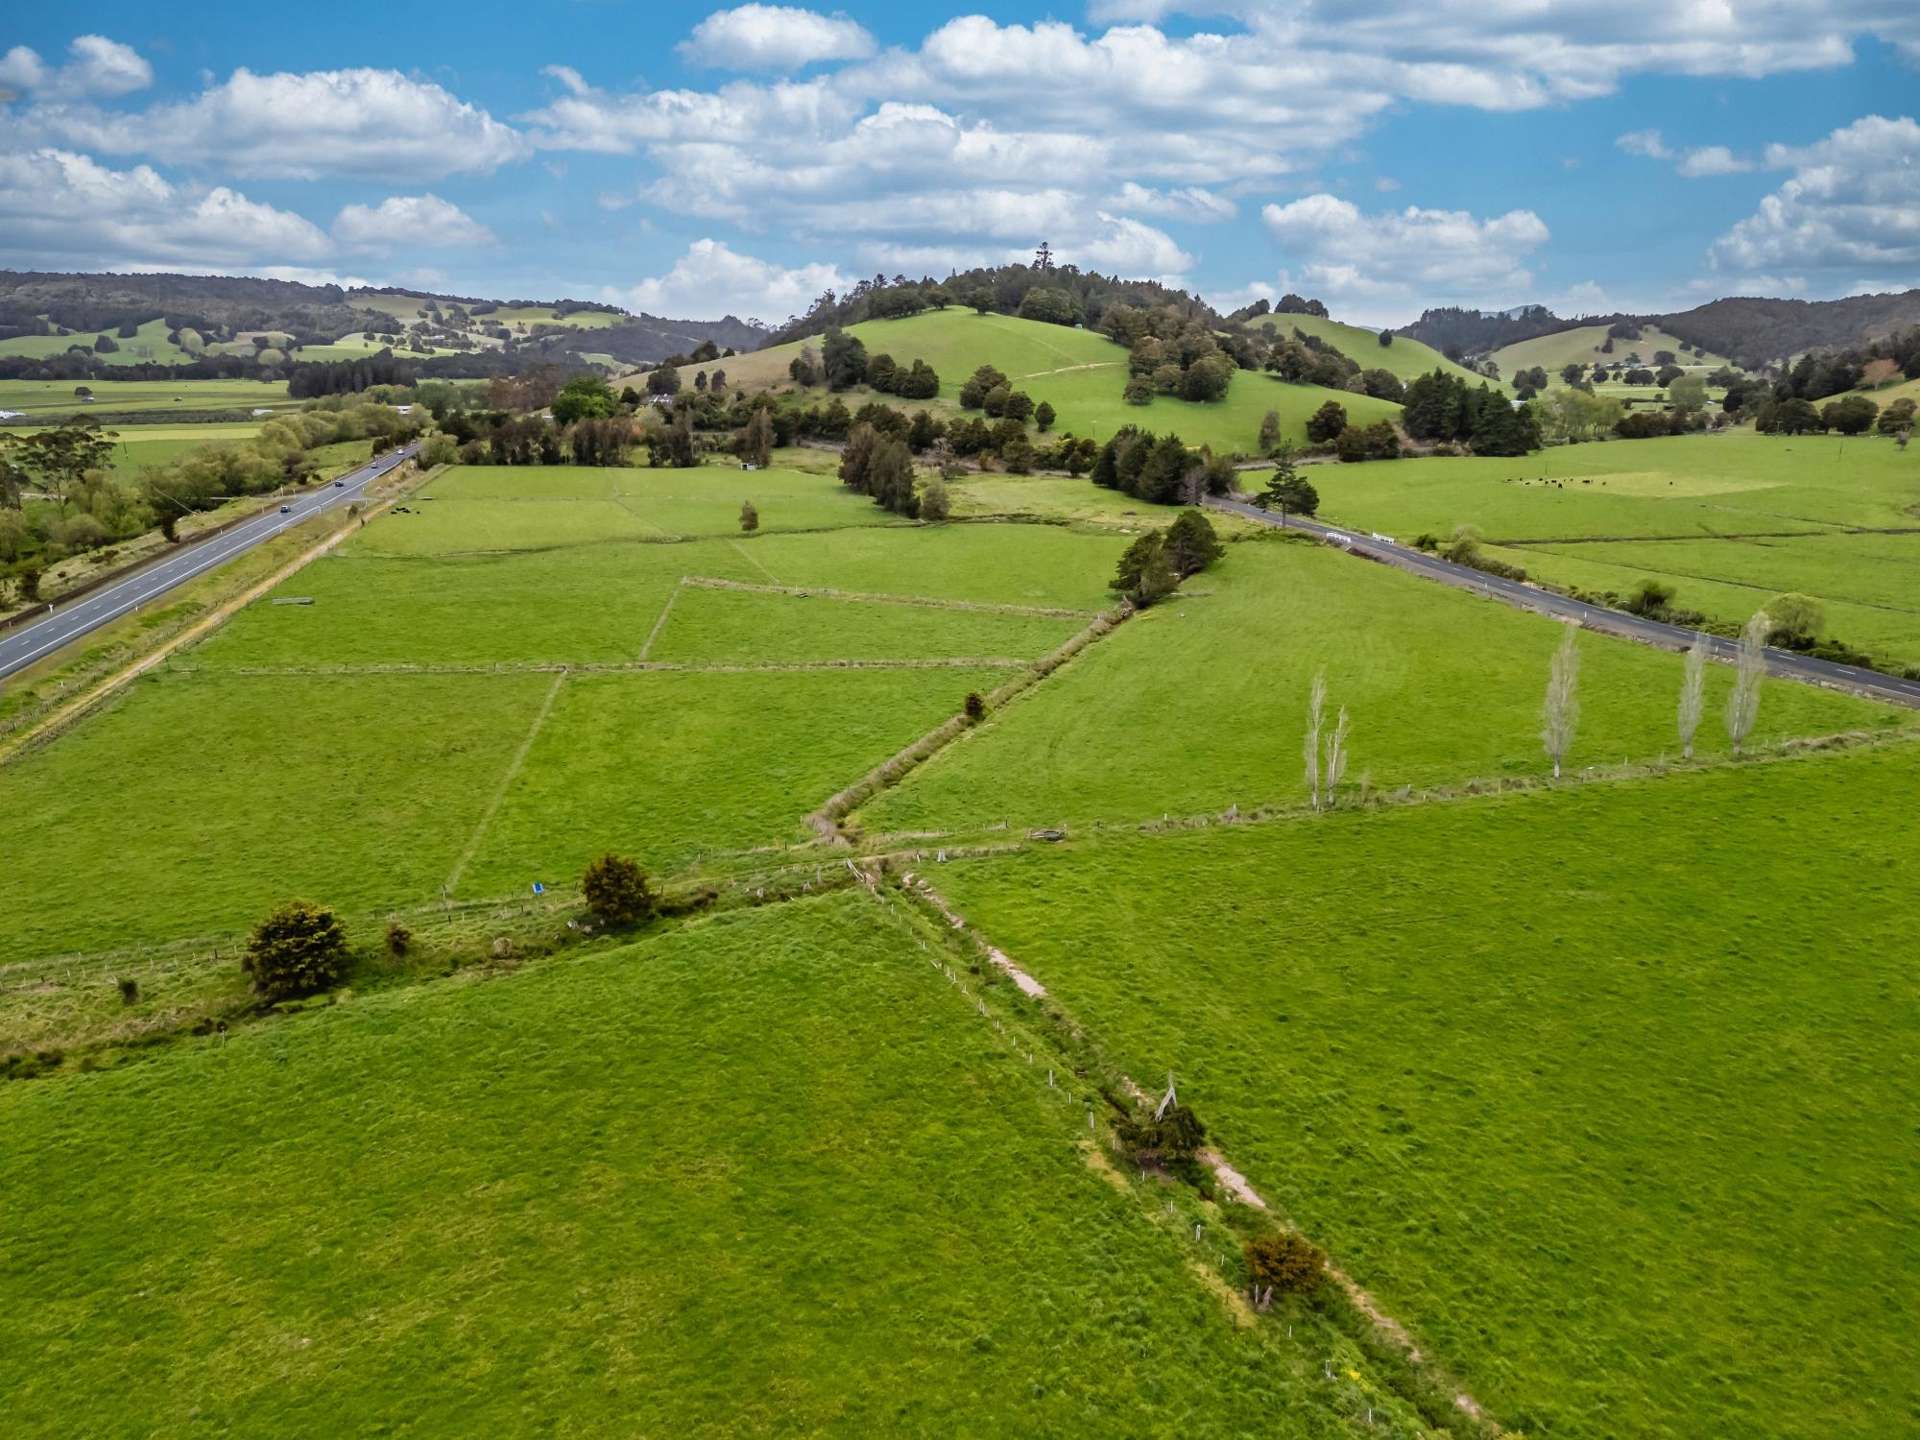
[1541, 623, 1581, 779]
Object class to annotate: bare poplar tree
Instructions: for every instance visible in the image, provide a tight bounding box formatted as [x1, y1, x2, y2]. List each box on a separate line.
[1324, 706, 1351, 807]
[1677, 633, 1708, 760]
[1726, 610, 1770, 756]
[1540, 622, 1581, 779]
[1303, 671, 1326, 811]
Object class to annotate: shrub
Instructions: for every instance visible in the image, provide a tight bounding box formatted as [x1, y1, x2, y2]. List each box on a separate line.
[916, 479, 951, 523]
[243, 900, 350, 1002]
[739, 499, 759, 532]
[116, 977, 139, 1005]
[1624, 578, 1677, 618]
[583, 853, 656, 927]
[1244, 1231, 1327, 1297]
[385, 921, 412, 957]
[964, 691, 987, 723]
[1114, 1099, 1206, 1163]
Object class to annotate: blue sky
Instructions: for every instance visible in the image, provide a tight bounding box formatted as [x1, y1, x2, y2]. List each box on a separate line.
[2, 3, 1915, 326]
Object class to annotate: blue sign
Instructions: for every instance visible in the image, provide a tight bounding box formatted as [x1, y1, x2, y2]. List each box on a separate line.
[531, 881, 546, 895]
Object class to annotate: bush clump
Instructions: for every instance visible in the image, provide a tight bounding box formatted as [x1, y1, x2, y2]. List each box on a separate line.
[964, 691, 987, 723]
[243, 900, 349, 1001]
[1244, 1230, 1327, 1298]
[583, 853, 656, 927]
[385, 921, 412, 957]
[1114, 1100, 1206, 1165]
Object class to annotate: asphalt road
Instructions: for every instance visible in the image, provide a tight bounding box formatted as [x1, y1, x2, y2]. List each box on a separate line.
[1208, 494, 1920, 711]
[0, 442, 419, 682]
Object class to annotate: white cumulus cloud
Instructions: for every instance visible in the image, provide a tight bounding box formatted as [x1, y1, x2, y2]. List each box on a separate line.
[680, 5, 877, 70]
[21, 67, 529, 181]
[615, 238, 851, 323]
[0, 148, 331, 269]
[0, 35, 152, 99]
[1710, 114, 1920, 275]
[333, 194, 494, 250]
[1260, 193, 1550, 322]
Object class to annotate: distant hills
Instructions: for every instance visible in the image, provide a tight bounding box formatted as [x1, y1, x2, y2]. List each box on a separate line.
[1402, 290, 1920, 370]
[0, 270, 767, 374]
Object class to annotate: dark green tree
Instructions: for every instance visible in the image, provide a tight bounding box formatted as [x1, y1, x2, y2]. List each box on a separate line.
[1305, 399, 1348, 444]
[582, 853, 655, 927]
[1163, 509, 1224, 577]
[243, 900, 349, 1002]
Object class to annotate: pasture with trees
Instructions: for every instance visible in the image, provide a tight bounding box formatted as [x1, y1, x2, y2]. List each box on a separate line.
[6, 254, 1920, 1440]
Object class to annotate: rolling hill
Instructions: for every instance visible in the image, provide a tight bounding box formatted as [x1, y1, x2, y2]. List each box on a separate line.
[720, 309, 1400, 453]
[1252, 312, 1484, 384]
[1490, 323, 1731, 384]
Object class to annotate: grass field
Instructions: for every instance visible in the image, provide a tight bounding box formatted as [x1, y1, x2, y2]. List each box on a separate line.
[933, 741, 1920, 1439]
[859, 536, 1899, 837]
[0, 318, 191, 368]
[1489, 323, 1732, 383]
[11, 421, 268, 475]
[0, 461, 1134, 959]
[0, 377, 292, 418]
[0, 890, 1396, 1437]
[1254, 313, 1483, 384]
[1298, 428, 1920, 662]
[0, 670, 556, 961]
[726, 310, 1398, 453]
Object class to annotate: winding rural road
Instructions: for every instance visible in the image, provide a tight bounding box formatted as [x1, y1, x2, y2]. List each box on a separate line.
[0, 442, 419, 683]
[1208, 494, 1920, 711]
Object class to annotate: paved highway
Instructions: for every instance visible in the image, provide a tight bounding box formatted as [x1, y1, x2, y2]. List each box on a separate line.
[0, 441, 419, 682]
[1208, 494, 1920, 711]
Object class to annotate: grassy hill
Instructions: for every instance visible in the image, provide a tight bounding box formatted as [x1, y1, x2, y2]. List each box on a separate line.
[1252, 313, 1483, 385]
[0, 317, 192, 367]
[1491, 324, 1731, 383]
[724, 310, 1398, 453]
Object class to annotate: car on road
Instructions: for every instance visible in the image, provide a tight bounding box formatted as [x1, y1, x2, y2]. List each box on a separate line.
[334, 479, 345, 487]
[279, 504, 292, 513]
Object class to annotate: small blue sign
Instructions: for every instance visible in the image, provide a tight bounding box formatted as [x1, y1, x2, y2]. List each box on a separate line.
[531, 881, 546, 895]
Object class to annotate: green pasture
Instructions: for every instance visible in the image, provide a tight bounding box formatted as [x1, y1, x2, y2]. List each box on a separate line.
[1299, 428, 1920, 663]
[0, 671, 554, 962]
[859, 538, 1900, 836]
[421, 461, 913, 540]
[727, 310, 1398, 453]
[646, 584, 1082, 665]
[1254, 313, 1482, 384]
[0, 891, 1381, 1437]
[1302, 429, 1919, 543]
[12, 421, 266, 475]
[0, 377, 292, 418]
[459, 665, 1005, 892]
[0, 318, 191, 368]
[6, 464, 1138, 957]
[1489, 323, 1732, 383]
[485, 303, 625, 330]
[295, 336, 468, 361]
[189, 542, 750, 669]
[936, 740, 1920, 1439]
[741, 521, 1122, 610]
